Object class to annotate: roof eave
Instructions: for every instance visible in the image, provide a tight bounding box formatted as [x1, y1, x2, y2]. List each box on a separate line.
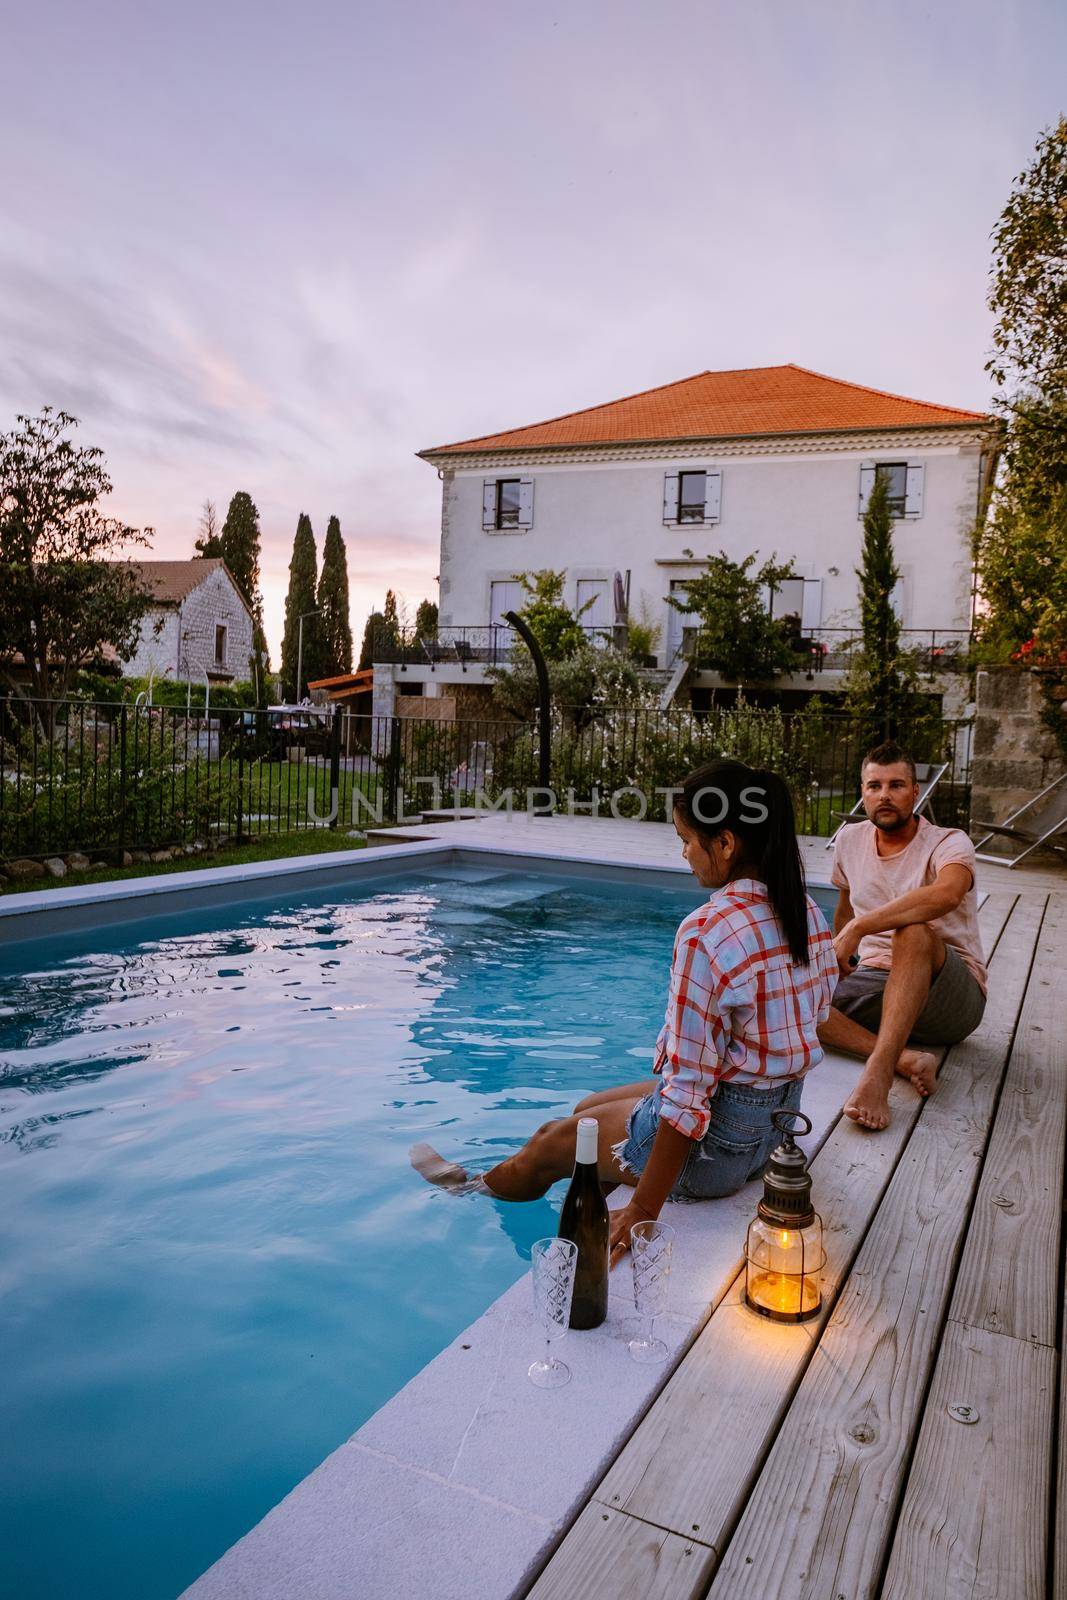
[417, 416, 996, 465]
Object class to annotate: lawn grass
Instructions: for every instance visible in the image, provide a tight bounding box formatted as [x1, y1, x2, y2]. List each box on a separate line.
[1, 828, 369, 896]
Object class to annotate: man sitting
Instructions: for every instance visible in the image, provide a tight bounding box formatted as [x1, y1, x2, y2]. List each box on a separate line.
[818, 741, 987, 1130]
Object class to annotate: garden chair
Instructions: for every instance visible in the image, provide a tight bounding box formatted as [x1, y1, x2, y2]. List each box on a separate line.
[825, 759, 949, 848]
[971, 772, 1067, 868]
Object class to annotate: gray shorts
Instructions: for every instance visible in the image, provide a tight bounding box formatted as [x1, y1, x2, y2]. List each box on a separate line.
[832, 944, 986, 1046]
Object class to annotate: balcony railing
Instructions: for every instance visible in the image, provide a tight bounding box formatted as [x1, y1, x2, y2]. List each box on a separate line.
[371, 622, 618, 669]
[673, 626, 972, 677]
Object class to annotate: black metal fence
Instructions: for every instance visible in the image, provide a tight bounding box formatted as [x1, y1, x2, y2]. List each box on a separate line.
[0, 695, 974, 862]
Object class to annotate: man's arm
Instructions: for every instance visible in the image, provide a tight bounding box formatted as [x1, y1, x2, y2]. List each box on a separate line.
[835, 863, 972, 965]
[834, 886, 854, 936]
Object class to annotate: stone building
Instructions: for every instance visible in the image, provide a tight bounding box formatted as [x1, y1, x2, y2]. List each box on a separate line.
[119, 560, 255, 687]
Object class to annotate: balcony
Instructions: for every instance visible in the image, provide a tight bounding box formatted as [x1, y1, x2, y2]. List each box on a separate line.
[370, 622, 619, 669]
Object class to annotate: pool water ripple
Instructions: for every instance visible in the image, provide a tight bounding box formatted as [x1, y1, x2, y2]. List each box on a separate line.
[0, 867, 715, 1600]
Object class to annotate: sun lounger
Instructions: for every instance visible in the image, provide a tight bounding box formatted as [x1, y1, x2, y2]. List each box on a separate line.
[971, 771, 1067, 868]
[825, 759, 949, 848]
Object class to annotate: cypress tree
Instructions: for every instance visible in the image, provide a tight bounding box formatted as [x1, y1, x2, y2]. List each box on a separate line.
[280, 513, 319, 700]
[316, 515, 353, 677]
[844, 475, 930, 746]
[218, 491, 270, 687]
[358, 610, 385, 670]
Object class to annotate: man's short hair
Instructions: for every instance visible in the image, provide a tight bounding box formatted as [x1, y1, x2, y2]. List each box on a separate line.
[862, 741, 917, 783]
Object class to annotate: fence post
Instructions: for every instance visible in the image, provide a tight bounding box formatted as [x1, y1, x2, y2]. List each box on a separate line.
[329, 708, 342, 830]
[385, 717, 401, 821]
[118, 704, 128, 859]
[235, 710, 245, 843]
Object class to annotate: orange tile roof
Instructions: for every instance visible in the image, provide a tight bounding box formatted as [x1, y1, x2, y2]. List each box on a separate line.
[420, 364, 989, 456]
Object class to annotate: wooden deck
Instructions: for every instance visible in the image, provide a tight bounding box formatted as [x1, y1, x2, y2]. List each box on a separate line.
[525, 881, 1067, 1600]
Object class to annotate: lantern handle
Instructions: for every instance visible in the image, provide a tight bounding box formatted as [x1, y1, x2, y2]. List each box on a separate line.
[771, 1109, 812, 1142]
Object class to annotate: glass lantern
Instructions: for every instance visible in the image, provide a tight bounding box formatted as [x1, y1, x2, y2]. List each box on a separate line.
[744, 1110, 824, 1324]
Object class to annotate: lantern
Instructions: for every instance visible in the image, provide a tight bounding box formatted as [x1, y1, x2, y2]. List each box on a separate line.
[744, 1110, 824, 1323]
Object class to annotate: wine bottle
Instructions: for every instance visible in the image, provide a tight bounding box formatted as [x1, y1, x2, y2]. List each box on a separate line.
[557, 1116, 609, 1329]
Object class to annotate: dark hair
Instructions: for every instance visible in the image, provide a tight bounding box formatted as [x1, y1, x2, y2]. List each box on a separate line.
[862, 740, 917, 783]
[674, 759, 810, 964]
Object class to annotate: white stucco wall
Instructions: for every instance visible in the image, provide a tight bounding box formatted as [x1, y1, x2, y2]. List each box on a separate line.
[123, 567, 255, 683]
[435, 437, 986, 665]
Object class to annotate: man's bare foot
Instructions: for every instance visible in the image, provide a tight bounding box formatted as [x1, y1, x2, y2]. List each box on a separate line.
[842, 1063, 892, 1131]
[896, 1048, 938, 1098]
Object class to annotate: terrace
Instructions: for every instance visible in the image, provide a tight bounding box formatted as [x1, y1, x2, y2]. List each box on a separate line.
[9, 812, 1048, 1600]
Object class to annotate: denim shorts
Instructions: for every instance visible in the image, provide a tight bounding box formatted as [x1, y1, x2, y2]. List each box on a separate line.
[615, 1075, 805, 1201]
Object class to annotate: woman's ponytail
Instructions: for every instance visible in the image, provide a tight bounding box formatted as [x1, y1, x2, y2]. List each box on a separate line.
[749, 769, 809, 965]
[675, 759, 810, 964]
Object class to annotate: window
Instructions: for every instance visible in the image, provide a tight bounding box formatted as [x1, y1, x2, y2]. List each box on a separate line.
[214, 624, 227, 666]
[677, 471, 707, 523]
[663, 468, 721, 525]
[489, 580, 524, 627]
[496, 479, 521, 528]
[482, 477, 534, 531]
[875, 462, 908, 518]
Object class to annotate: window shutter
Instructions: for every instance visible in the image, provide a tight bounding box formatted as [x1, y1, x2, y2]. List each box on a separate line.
[858, 463, 876, 517]
[517, 477, 534, 528]
[703, 469, 722, 522]
[904, 461, 924, 518]
[891, 575, 906, 622]
[663, 472, 679, 524]
[801, 578, 823, 632]
[482, 481, 497, 530]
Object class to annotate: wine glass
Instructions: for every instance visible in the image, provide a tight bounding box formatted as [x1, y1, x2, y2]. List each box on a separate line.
[628, 1220, 674, 1364]
[528, 1237, 578, 1388]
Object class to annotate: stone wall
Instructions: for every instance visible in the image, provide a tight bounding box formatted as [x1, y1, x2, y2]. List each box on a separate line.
[124, 567, 254, 684]
[971, 666, 1066, 839]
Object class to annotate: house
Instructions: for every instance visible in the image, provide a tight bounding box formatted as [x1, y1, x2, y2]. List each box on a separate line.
[119, 560, 255, 686]
[383, 364, 996, 717]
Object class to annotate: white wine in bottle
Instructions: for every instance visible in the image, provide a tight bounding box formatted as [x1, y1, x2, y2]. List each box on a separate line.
[557, 1117, 609, 1329]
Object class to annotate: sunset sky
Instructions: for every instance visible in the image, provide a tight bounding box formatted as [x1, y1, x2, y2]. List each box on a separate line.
[2, 0, 1064, 661]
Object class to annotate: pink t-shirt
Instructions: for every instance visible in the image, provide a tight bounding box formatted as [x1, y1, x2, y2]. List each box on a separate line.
[831, 815, 987, 993]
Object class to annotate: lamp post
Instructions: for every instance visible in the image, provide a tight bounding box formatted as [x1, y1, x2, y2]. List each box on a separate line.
[744, 1111, 824, 1323]
[296, 608, 320, 704]
[503, 609, 552, 816]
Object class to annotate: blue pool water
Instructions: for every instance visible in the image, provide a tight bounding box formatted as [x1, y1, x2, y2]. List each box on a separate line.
[0, 865, 836, 1600]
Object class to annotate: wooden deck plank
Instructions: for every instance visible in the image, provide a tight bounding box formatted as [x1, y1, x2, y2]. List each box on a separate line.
[882, 894, 1065, 1600]
[525, 1504, 710, 1600]
[880, 1322, 1055, 1600]
[525, 894, 1023, 1600]
[704, 893, 1045, 1600]
[948, 893, 1067, 1347]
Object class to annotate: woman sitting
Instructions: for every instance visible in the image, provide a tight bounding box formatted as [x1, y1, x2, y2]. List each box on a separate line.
[411, 759, 839, 1263]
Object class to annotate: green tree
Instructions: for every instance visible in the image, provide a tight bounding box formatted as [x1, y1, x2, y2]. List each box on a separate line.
[0, 407, 154, 721]
[844, 476, 932, 744]
[316, 514, 353, 678]
[414, 598, 438, 638]
[218, 491, 270, 685]
[986, 116, 1067, 509]
[976, 118, 1067, 756]
[279, 513, 319, 700]
[513, 569, 591, 660]
[193, 499, 222, 558]
[668, 551, 799, 680]
[358, 610, 385, 670]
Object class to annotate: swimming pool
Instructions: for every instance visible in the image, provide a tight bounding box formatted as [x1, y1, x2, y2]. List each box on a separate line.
[0, 862, 837, 1600]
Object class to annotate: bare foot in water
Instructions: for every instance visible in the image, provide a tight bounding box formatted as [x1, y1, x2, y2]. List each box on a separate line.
[843, 1062, 893, 1131]
[410, 1142, 471, 1189]
[896, 1048, 938, 1098]
[409, 1143, 490, 1194]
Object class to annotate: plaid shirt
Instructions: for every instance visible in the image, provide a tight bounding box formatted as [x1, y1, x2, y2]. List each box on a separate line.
[653, 878, 839, 1140]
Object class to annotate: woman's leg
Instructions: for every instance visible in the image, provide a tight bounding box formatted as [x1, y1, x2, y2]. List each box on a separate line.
[483, 1099, 642, 1201]
[573, 1080, 653, 1113]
